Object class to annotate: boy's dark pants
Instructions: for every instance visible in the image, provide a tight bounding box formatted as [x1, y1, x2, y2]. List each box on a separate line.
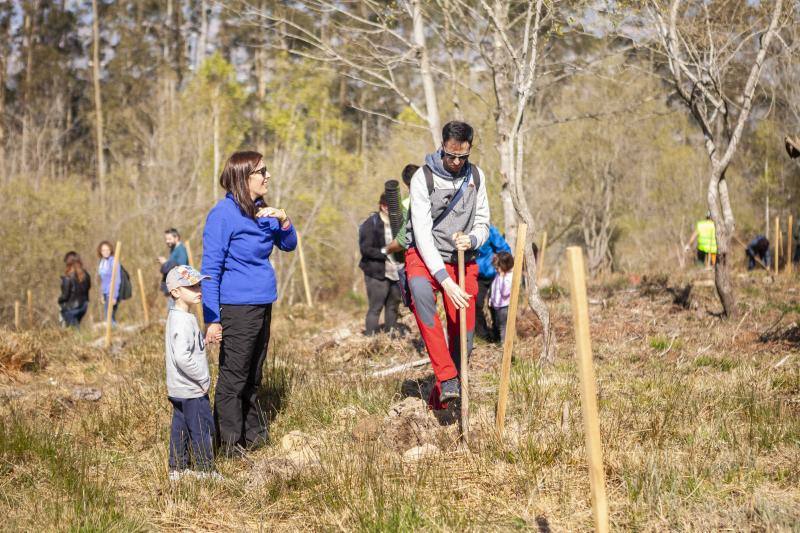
[475, 275, 495, 341]
[216, 304, 272, 454]
[169, 395, 214, 471]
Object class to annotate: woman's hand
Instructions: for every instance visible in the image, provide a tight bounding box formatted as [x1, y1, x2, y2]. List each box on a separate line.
[256, 207, 288, 224]
[205, 323, 223, 344]
[441, 277, 471, 309]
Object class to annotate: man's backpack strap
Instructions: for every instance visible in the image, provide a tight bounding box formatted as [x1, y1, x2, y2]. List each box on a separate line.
[422, 165, 435, 195]
[422, 163, 480, 193]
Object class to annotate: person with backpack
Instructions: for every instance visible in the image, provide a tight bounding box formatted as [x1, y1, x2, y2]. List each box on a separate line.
[97, 240, 122, 325]
[405, 121, 490, 409]
[58, 251, 91, 328]
[359, 193, 402, 335]
[159, 228, 190, 311]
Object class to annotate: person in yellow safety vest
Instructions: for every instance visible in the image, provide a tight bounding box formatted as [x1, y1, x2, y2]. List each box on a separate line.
[685, 213, 717, 268]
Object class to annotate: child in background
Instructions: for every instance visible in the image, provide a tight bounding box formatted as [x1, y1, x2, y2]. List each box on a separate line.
[489, 252, 514, 343]
[164, 265, 221, 481]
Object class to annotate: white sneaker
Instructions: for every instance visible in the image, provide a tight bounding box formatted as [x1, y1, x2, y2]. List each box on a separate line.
[185, 470, 223, 481]
[168, 470, 184, 482]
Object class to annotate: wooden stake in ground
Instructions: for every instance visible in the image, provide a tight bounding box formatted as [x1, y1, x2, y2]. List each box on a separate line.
[26, 289, 33, 328]
[136, 268, 149, 325]
[183, 239, 205, 328]
[787, 215, 793, 275]
[774, 216, 780, 275]
[296, 231, 313, 306]
[566, 246, 609, 533]
[14, 300, 21, 331]
[495, 222, 528, 436]
[185, 239, 195, 267]
[104, 241, 122, 349]
[536, 230, 547, 284]
[457, 248, 470, 446]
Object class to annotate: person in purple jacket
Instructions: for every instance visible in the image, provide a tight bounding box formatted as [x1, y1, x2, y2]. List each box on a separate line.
[97, 240, 122, 325]
[201, 151, 296, 457]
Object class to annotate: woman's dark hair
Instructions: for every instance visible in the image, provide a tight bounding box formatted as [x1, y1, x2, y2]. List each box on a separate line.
[401, 164, 419, 187]
[96, 240, 114, 258]
[219, 151, 264, 219]
[442, 121, 473, 145]
[493, 251, 514, 273]
[64, 251, 87, 282]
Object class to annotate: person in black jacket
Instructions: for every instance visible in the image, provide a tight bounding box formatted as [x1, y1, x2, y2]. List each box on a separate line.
[58, 251, 91, 328]
[359, 194, 401, 335]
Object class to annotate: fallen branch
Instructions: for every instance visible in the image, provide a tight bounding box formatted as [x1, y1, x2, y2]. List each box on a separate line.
[371, 358, 430, 378]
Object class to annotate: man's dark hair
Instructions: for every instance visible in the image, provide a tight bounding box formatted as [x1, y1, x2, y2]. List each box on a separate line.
[442, 121, 474, 145]
[379, 193, 387, 206]
[401, 164, 419, 187]
[165, 228, 181, 239]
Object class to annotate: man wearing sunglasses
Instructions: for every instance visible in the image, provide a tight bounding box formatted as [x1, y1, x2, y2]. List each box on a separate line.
[404, 121, 490, 409]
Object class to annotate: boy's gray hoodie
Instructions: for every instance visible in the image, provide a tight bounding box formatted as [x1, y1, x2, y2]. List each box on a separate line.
[165, 308, 210, 398]
[406, 150, 491, 282]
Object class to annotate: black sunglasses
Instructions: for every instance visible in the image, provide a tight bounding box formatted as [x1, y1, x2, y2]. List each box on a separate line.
[442, 148, 470, 162]
[251, 167, 268, 178]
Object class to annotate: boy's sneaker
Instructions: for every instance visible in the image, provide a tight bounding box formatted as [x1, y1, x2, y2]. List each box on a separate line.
[168, 470, 184, 482]
[439, 378, 460, 404]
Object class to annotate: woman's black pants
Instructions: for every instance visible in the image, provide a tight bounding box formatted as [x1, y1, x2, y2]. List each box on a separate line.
[216, 304, 272, 453]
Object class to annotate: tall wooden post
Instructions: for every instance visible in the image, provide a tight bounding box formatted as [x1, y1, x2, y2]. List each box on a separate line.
[787, 215, 793, 275]
[136, 268, 149, 325]
[457, 249, 470, 446]
[14, 300, 21, 331]
[774, 216, 780, 275]
[185, 239, 195, 267]
[183, 239, 204, 327]
[26, 289, 33, 328]
[536, 231, 548, 284]
[104, 241, 122, 349]
[495, 223, 528, 436]
[566, 246, 610, 533]
[296, 231, 313, 306]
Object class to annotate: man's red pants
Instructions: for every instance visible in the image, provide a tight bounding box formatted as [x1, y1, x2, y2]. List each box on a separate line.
[405, 247, 478, 409]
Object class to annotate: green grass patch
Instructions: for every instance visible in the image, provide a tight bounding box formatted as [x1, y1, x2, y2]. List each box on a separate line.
[0, 414, 140, 530]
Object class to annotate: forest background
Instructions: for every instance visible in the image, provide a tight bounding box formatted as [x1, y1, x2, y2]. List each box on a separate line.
[0, 0, 798, 326]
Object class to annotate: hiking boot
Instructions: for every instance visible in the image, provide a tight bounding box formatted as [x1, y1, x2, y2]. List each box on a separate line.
[439, 378, 460, 404]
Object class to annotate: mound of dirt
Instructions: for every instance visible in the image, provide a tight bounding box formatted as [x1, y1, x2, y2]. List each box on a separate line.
[0, 329, 47, 373]
[248, 430, 322, 487]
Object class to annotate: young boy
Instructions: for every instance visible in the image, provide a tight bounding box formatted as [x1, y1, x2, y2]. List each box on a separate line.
[165, 265, 221, 481]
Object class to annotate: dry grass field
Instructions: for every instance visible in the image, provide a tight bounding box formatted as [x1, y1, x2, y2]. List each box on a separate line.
[1, 268, 799, 531]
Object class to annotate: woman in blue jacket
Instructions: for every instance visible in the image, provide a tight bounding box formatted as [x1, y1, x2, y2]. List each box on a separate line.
[202, 151, 297, 456]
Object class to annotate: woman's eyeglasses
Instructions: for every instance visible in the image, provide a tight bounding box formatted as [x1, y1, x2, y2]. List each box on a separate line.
[251, 167, 268, 178]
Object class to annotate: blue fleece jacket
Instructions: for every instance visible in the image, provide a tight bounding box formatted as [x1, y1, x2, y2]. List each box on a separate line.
[201, 193, 297, 323]
[476, 225, 511, 279]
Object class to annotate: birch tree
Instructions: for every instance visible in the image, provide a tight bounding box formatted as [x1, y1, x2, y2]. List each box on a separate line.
[650, 0, 787, 317]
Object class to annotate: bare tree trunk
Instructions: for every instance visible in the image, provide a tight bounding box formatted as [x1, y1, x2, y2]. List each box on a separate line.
[212, 92, 220, 200]
[710, 170, 736, 316]
[91, 0, 107, 213]
[0, 43, 5, 180]
[486, 0, 552, 362]
[196, 0, 208, 70]
[21, 4, 38, 175]
[410, 0, 441, 147]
